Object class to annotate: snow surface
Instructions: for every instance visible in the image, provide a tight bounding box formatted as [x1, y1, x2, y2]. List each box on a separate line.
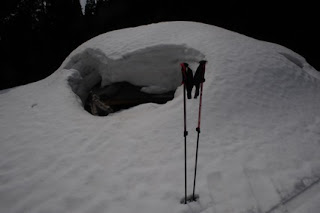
[1, 21, 320, 213]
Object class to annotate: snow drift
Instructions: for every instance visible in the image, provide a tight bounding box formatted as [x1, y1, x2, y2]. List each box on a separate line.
[0, 21, 320, 213]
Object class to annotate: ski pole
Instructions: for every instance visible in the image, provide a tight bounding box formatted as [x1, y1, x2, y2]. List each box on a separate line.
[192, 61, 206, 201]
[180, 63, 188, 204]
[183, 81, 188, 204]
[192, 82, 203, 200]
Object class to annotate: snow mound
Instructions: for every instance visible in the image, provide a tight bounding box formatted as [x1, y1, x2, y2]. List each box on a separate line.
[1, 21, 320, 213]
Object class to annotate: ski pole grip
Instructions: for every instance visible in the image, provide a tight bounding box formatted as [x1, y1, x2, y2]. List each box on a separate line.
[196, 127, 200, 133]
[184, 130, 188, 137]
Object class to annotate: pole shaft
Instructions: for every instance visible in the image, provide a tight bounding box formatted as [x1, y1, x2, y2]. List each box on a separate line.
[192, 82, 204, 200]
[193, 132, 200, 198]
[183, 83, 187, 204]
[197, 82, 204, 129]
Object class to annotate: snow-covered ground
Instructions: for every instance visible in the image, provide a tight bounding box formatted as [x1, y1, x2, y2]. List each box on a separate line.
[1, 21, 320, 213]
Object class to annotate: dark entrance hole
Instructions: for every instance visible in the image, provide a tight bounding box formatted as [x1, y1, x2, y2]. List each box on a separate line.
[84, 81, 175, 116]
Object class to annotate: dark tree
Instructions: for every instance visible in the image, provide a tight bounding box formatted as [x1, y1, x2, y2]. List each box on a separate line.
[0, 0, 84, 90]
[85, 0, 97, 16]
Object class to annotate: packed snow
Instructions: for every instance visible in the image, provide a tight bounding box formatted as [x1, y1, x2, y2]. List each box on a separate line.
[0, 21, 320, 213]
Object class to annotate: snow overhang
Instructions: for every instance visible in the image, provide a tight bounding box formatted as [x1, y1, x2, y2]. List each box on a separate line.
[65, 44, 205, 105]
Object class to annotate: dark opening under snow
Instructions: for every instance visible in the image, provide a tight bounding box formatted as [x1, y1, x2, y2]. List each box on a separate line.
[66, 44, 205, 115]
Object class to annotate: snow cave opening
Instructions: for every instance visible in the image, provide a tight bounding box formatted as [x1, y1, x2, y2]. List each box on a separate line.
[66, 44, 205, 116]
[84, 81, 176, 116]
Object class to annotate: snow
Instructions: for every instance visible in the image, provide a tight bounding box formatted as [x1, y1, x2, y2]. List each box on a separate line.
[80, 0, 88, 14]
[1, 21, 320, 213]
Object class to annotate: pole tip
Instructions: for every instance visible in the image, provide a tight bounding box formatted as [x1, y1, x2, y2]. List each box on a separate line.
[180, 194, 200, 204]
